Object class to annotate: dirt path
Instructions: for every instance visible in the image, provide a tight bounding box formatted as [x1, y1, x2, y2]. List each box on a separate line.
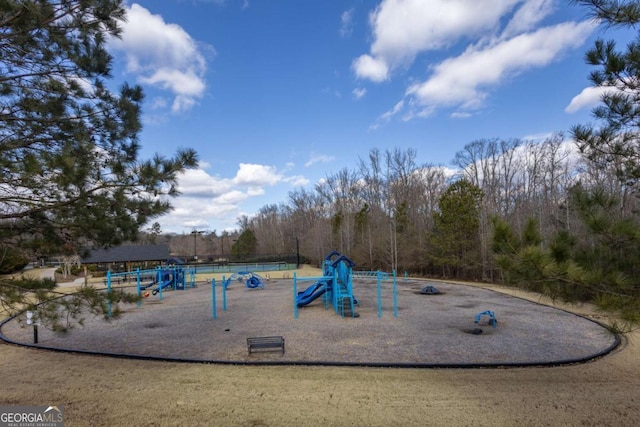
[0, 332, 638, 426]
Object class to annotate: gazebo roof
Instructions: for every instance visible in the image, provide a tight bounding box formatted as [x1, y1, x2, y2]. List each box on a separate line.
[81, 245, 170, 264]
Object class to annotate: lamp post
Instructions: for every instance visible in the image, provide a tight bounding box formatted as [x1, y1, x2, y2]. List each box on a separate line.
[221, 232, 226, 262]
[191, 230, 204, 262]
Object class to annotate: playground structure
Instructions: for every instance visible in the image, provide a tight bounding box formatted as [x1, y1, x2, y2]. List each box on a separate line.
[146, 266, 187, 295]
[223, 272, 265, 290]
[475, 310, 498, 328]
[295, 251, 358, 318]
[101, 259, 196, 316]
[3, 256, 621, 367]
[134, 258, 190, 296]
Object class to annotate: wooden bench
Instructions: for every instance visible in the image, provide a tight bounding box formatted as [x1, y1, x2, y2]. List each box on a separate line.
[247, 336, 285, 355]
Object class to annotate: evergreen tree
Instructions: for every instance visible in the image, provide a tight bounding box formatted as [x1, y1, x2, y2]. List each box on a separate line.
[571, 0, 640, 185]
[231, 229, 257, 259]
[431, 180, 483, 278]
[492, 186, 640, 330]
[0, 1, 198, 331]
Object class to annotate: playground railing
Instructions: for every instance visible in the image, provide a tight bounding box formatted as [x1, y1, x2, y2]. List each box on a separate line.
[353, 270, 390, 280]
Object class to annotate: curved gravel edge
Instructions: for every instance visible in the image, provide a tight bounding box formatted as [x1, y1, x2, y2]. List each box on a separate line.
[0, 306, 621, 369]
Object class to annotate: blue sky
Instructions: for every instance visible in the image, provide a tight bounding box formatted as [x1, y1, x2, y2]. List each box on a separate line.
[106, 0, 628, 234]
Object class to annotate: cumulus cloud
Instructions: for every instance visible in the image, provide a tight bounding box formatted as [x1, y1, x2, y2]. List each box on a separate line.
[161, 163, 306, 232]
[406, 21, 594, 113]
[565, 85, 616, 113]
[233, 163, 282, 186]
[352, 54, 389, 82]
[110, 4, 211, 113]
[353, 0, 598, 123]
[354, 0, 520, 81]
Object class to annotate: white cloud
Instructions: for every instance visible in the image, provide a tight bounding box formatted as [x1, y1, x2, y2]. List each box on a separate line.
[521, 131, 554, 142]
[149, 96, 168, 110]
[352, 54, 389, 82]
[160, 163, 309, 232]
[177, 168, 233, 197]
[352, 88, 367, 99]
[502, 0, 555, 38]
[340, 8, 355, 37]
[171, 95, 197, 113]
[381, 100, 404, 120]
[214, 189, 251, 205]
[451, 111, 472, 119]
[233, 163, 282, 186]
[355, 0, 522, 81]
[354, 1, 598, 124]
[565, 85, 616, 113]
[370, 100, 406, 130]
[304, 154, 335, 167]
[140, 69, 206, 97]
[110, 4, 211, 113]
[284, 175, 310, 187]
[406, 21, 594, 113]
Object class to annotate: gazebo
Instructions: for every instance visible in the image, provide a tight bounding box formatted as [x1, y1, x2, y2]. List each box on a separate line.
[81, 245, 171, 272]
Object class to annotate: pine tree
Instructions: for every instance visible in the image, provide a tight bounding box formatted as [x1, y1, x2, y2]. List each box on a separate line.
[0, 1, 198, 331]
[231, 229, 257, 259]
[492, 186, 640, 330]
[431, 180, 483, 278]
[571, 0, 640, 185]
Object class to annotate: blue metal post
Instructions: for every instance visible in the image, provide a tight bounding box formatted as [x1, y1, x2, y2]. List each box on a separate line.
[293, 272, 298, 319]
[332, 265, 338, 314]
[348, 266, 355, 318]
[325, 275, 330, 312]
[222, 275, 227, 311]
[106, 270, 112, 318]
[393, 270, 398, 317]
[136, 268, 141, 307]
[377, 270, 382, 318]
[211, 278, 216, 319]
[158, 266, 163, 300]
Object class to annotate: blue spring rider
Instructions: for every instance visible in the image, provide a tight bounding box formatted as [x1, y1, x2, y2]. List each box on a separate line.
[223, 271, 264, 290]
[475, 310, 497, 328]
[421, 285, 440, 295]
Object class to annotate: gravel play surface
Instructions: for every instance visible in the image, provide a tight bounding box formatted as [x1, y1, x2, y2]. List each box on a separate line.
[1, 278, 618, 366]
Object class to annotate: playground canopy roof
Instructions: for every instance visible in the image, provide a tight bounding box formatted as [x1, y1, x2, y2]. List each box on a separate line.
[81, 245, 170, 264]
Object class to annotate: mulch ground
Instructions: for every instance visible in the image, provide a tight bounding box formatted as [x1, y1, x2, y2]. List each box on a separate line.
[0, 278, 618, 366]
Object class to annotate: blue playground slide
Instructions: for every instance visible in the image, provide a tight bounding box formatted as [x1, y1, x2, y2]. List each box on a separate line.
[152, 274, 174, 295]
[296, 280, 328, 307]
[140, 281, 155, 290]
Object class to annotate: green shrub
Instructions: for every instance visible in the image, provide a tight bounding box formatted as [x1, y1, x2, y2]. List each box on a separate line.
[0, 246, 30, 274]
